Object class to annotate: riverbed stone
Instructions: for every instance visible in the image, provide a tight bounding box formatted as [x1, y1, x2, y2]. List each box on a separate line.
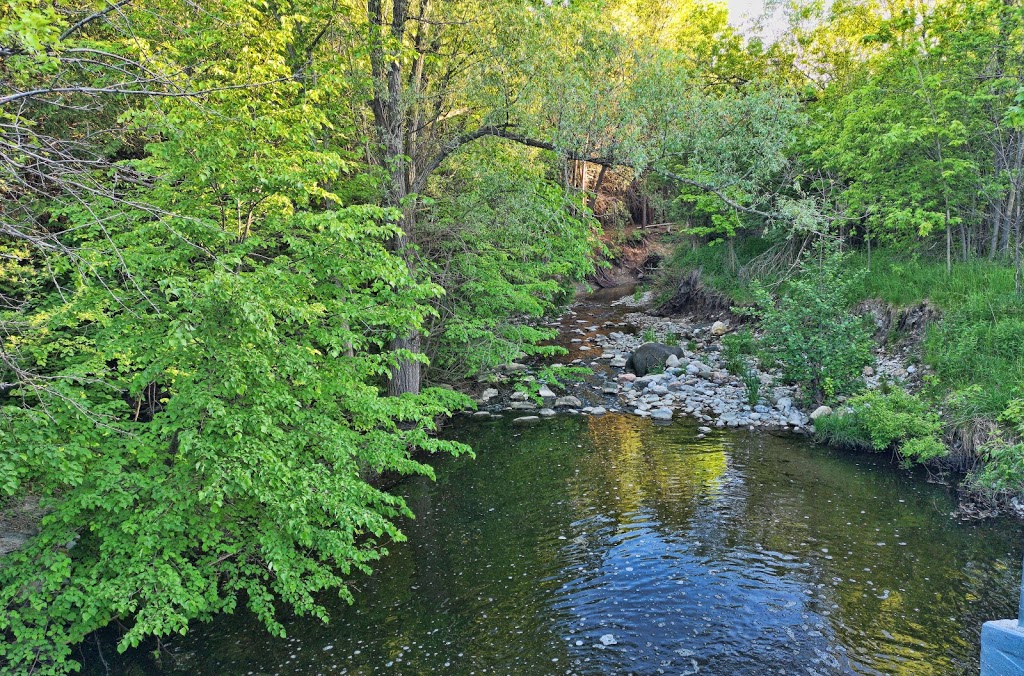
[512, 416, 539, 424]
[710, 320, 729, 336]
[538, 408, 556, 417]
[810, 405, 833, 420]
[590, 406, 608, 415]
[510, 401, 537, 410]
[554, 395, 583, 408]
[479, 388, 499, 402]
[651, 408, 673, 420]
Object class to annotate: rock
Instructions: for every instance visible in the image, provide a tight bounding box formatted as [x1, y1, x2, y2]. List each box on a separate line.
[710, 320, 730, 336]
[511, 390, 529, 401]
[590, 406, 608, 416]
[472, 411, 492, 418]
[625, 343, 686, 377]
[600, 634, 618, 646]
[651, 408, 673, 420]
[510, 401, 537, 410]
[554, 395, 583, 408]
[787, 410, 806, 427]
[538, 384, 557, 405]
[618, 373, 636, 382]
[810, 405, 833, 420]
[698, 426, 712, 434]
[776, 397, 793, 413]
[686, 360, 711, 376]
[538, 408, 556, 417]
[503, 363, 530, 373]
[665, 354, 680, 368]
[602, 383, 619, 394]
[863, 366, 874, 377]
[609, 356, 628, 368]
[512, 416, 539, 424]
[907, 364, 917, 374]
[479, 387, 499, 402]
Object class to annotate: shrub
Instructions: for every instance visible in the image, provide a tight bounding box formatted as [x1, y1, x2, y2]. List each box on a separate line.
[815, 389, 947, 463]
[973, 399, 1024, 492]
[722, 328, 755, 376]
[745, 245, 874, 404]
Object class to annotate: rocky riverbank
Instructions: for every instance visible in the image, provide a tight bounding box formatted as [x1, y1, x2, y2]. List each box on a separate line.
[467, 286, 924, 432]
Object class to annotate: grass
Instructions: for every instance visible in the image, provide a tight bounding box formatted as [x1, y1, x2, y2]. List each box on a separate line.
[655, 236, 1024, 495]
[656, 240, 1024, 419]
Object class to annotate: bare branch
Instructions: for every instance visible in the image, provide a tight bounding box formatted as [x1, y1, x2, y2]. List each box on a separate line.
[59, 0, 134, 41]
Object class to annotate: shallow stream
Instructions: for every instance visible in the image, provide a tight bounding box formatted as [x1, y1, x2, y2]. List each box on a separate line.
[83, 287, 1024, 674]
[86, 414, 1022, 675]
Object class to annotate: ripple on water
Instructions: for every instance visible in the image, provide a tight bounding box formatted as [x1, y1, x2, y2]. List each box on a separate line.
[80, 413, 1024, 675]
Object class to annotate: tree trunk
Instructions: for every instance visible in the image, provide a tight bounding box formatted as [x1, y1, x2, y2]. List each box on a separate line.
[369, 0, 423, 397]
[589, 163, 608, 213]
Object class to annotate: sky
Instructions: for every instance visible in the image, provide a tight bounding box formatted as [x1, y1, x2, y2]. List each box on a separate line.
[724, 0, 789, 38]
[725, 0, 769, 23]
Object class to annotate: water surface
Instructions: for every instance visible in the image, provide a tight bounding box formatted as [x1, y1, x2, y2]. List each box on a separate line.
[85, 415, 1022, 675]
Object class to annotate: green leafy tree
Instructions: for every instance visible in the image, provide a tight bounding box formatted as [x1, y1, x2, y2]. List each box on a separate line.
[1, 3, 470, 673]
[747, 245, 874, 404]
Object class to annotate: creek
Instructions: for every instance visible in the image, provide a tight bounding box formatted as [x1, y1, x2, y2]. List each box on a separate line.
[80, 291, 1024, 675]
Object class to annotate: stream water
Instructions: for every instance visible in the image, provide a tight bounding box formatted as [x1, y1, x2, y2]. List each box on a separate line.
[81, 289, 1024, 675]
[85, 415, 1022, 675]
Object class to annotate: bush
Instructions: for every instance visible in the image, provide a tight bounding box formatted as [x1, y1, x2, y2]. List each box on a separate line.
[746, 245, 874, 404]
[815, 389, 947, 463]
[973, 399, 1024, 492]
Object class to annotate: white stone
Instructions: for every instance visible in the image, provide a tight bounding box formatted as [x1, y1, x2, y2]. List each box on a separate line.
[710, 321, 729, 336]
[651, 408, 673, 420]
[512, 416, 539, 424]
[810, 405, 833, 420]
[590, 406, 608, 416]
[554, 395, 582, 408]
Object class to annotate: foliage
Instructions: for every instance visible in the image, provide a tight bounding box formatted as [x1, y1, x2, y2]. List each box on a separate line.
[745, 247, 874, 404]
[815, 390, 946, 463]
[0, 4, 473, 672]
[971, 400, 1024, 493]
[722, 328, 756, 375]
[420, 143, 599, 379]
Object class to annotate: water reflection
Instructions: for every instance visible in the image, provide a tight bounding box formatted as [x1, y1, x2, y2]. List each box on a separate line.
[82, 414, 1022, 675]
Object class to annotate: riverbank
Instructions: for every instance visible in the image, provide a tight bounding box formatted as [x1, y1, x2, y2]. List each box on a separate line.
[458, 280, 1008, 516]
[462, 284, 918, 434]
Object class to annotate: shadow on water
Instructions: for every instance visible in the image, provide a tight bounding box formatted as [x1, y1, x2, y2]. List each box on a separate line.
[81, 414, 1023, 675]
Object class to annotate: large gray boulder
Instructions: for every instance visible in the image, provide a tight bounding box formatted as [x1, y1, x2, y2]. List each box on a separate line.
[625, 342, 686, 377]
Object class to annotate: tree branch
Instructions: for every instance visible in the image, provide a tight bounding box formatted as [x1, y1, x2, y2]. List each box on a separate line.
[60, 0, 134, 41]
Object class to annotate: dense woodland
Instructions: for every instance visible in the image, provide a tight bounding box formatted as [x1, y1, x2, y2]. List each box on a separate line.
[1, 0, 1023, 672]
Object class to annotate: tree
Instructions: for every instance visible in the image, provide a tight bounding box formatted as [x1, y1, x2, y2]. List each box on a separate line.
[1, 3, 470, 672]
